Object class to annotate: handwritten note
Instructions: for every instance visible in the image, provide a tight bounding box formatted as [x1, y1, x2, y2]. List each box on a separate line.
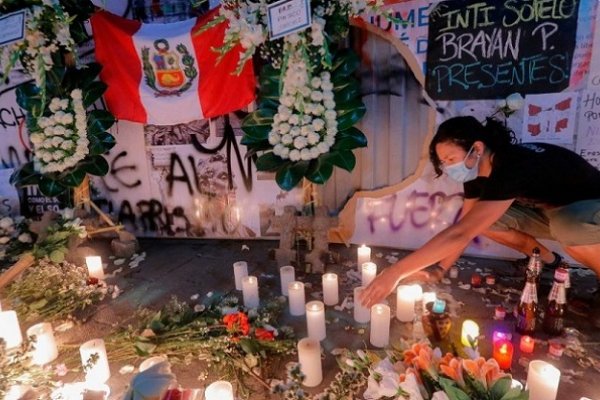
[588, 4, 600, 87]
[426, 0, 580, 100]
[0, 10, 26, 46]
[576, 90, 600, 169]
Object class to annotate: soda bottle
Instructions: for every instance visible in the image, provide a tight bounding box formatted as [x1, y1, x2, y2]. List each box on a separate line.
[525, 247, 542, 285]
[543, 268, 568, 336]
[515, 269, 538, 334]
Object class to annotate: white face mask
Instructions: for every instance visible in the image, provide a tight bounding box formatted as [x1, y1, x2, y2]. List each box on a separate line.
[443, 145, 480, 183]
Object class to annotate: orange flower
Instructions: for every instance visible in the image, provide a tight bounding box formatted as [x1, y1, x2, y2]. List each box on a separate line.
[462, 357, 507, 389]
[440, 357, 465, 387]
[223, 312, 250, 336]
[255, 327, 275, 341]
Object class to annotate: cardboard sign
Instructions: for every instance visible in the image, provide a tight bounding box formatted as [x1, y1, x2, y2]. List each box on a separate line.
[0, 10, 27, 46]
[267, 0, 311, 40]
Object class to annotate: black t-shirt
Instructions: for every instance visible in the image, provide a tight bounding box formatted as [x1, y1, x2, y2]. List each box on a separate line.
[463, 143, 600, 208]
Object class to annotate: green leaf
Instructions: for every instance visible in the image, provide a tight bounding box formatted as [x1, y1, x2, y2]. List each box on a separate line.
[45, 66, 66, 95]
[30, 298, 48, 310]
[82, 81, 107, 107]
[134, 341, 157, 357]
[325, 150, 356, 172]
[63, 63, 103, 91]
[60, 167, 87, 187]
[241, 109, 275, 138]
[87, 110, 115, 136]
[332, 49, 360, 77]
[38, 176, 68, 197]
[81, 155, 110, 176]
[255, 152, 285, 172]
[500, 388, 529, 400]
[333, 127, 368, 150]
[336, 100, 367, 130]
[334, 81, 361, 104]
[88, 131, 116, 155]
[10, 162, 40, 187]
[15, 83, 43, 115]
[240, 338, 261, 355]
[438, 377, 471, 400]
[275, 161, 309, 191]
[49, 249, 65, 263]
[333, 76, 360, 93]
[490, 377, 512, 400]
[306, 158, 333, 184]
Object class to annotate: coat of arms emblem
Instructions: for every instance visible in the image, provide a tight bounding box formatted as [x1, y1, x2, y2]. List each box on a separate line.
[141, 39, 198, 96]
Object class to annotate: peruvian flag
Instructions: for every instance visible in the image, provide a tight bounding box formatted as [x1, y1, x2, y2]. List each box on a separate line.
[90, 8, 256, 125]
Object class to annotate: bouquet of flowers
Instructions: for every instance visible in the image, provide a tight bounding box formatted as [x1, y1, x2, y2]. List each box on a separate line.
[0, 340, 55, 399]
[0, 215, 35, 271]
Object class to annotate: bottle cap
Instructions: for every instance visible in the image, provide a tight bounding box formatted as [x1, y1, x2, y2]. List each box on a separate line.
[532, 247, 540, 255]
[554, 268, 569, 282]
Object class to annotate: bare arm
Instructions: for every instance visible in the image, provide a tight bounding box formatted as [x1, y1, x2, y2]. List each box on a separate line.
[360, 198, 514, 307]
[437, 197, 478, 270]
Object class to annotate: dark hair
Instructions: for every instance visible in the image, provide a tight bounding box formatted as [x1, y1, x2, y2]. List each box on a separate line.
[429, 116, 516, 176]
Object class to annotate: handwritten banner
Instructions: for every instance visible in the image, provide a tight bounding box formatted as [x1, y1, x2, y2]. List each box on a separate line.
[576, 90, 600, 169]
[425, 0, 579, 100]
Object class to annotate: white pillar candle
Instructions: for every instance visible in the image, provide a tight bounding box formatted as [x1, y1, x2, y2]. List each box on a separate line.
[526, 360, 560, 400]
[357, 244, 371, 268]
[279, 266, 295, 296]
[80, 339, 110, 384]
[461, 319, 480, 347]
[205, 381, 234, 400]
[0, 310, 23, 349]
[423, 291, 436, 308]
[370, 304, 391, 348]
[26, 322, 58, 365]
[297, 338, 323, 387]
[322, 273, 339, 306]
[353, 286, 370, 323]
[5, 385, 33, 400]
[410, 284, 423, 302]
[396, 285, 416, 322]
[288, 281, 306, 316]
[242, 276, 259, 309]
[85, 256, 104, 280]
[306, 301, 326, 341]
[233, 261, 248, 291]
[361, 262, 377, 287]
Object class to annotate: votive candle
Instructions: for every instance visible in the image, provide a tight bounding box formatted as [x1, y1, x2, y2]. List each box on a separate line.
[306, 301, 326, 341]
[410, 284, 423, 302]
[0, 310, 23, 349]
[357, 244, 371, 268]
[242, 276, 259, 308]
[423, 291, 436, 308]
[461, 319, 479, 347]
[233, 261, 248, 291]
[492, 330, 512, 344]
[432, 299, 446, 313]
[526, 360, 560, 400]
[288, 281, 306, 316]
[85, 256, 104, 280]
[280, 266, 295, 296]
[370, 304, 391, 348]
[80, 339, 110, 384]
[353, 286, 370, 323]
[205, 381, 234, 400]
[449, 266, 459, 279]
[396, 285, 415, 322]
[361, 262, 377, 287]
[297, 338, 323, 387]
[27, 322, 58, 365]
[493, 339, 514, 370]
[520, 335, 535, 353]
[322, 273, 339, 306]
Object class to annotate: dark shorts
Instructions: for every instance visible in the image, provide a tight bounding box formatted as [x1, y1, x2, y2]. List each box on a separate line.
[489, 199, 600, 246]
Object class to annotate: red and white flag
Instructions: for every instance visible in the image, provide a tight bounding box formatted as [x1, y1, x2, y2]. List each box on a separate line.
[90, 8, 256, 125]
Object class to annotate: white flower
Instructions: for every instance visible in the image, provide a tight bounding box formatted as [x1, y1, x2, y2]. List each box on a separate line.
[311, 77, 322, 89]
[300, 148, 312, 160]
[268, 131, 281, 145]
[322, 91, 334, 101]
[70, 89, 82, 100]
[307, 132, 320, 145]
[506, 92, 524, 111]
[289, 149, 301, 161]
[278, 123, 291, 134]
[290, 126, 301, 137]
[281, 134, 293, 145]
[301, 125, 314, 136]
[312, 118, 325, 131]
[293, 136, 308, 150]
[321, 80, 334, 91]
[281, 95, 294, 108]
[288, 114, 300, 125]
[0, 236, 10, 245]
[325, 110, 337, 121]
[317, 142, 330, 154]
[310, 91, 324, 102]
[309, 147, 320, 159]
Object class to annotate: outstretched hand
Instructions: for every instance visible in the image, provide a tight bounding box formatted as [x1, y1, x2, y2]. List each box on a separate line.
[359, 266, 403, 308]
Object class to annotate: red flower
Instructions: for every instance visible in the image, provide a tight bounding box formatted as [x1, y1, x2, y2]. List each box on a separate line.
[255, 327, 275, 341]
[223, 312, 250, 336]
[87, 277, 99, 286]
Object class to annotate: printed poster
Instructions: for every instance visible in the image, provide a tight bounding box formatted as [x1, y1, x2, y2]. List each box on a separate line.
[522, 93, 578, 144]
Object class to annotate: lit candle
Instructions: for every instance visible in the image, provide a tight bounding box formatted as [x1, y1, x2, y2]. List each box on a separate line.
[492, 330, 512, 344]
[297, 338, 323, 387]
[370, 304, 391, 348]
[396, 285, 415, 322]
[139, 355, 168, 372]
[80, 339, 110, 384]
[423, 291, 436, 308]
[471, 273, 482, 288]
[493, 339, 514, 370]
[5, 385, 33, 400]
[85, 256, 104, 280]
[432, 299, 446, 313]
[357, 244, 371, 268]
[353, 286, 370, 323]
[0, 310, 23, 349]
[322, 273, 339, 306]
[305, 301, 326, 341]
[361, 262, 377, 287]
[242, 276, 259, 309]
[461, 319, 480, 347]
[486, 275, 496, 286]
[449, 266, 459, 279]
[288, 281, 306, 316]
[495, 306, 506, 320]
[548, 341, 564, 358]
[279, 266, 295, 296]
[526, 360, 560, 400]
[520, 335, 535, 353]
[410, 284, 423, 302]
[204, 381, 234, 400]
[26, 322, 58, 365]
[233, 261, 248, 291]
[50, 382, 110, 400]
